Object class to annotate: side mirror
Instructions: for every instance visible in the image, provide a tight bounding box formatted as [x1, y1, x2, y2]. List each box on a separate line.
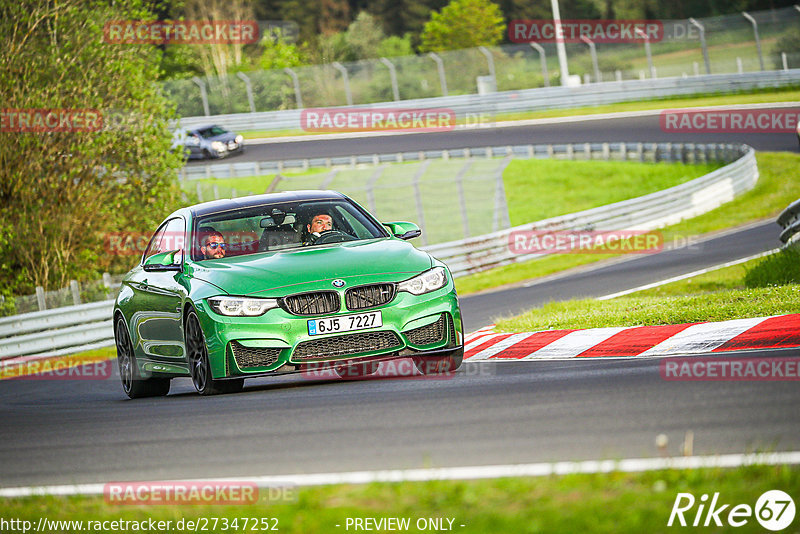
[383, 221, 422, 240]
[143, 250, 183, 272]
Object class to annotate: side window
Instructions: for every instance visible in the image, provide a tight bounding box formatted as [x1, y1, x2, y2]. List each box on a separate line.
[142, 224, 167, 262]
[158, 218, 186, 257]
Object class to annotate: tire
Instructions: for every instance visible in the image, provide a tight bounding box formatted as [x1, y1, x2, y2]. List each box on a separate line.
[115, 316, 171, 399]
[185, 309, 244, 395]
[335, 360, 380, 379]
[412, 347, 463, 375]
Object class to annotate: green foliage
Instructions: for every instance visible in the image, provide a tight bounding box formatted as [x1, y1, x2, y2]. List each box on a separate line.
[377, 35, 415, 57]
[0, 0, 184, 294]
[745, 245, 800, 288]
[259, 30, 307, 70]
[419, 0, 505, 52]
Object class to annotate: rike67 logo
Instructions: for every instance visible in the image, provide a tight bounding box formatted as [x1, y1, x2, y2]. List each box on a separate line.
[668, 490, 795, 530]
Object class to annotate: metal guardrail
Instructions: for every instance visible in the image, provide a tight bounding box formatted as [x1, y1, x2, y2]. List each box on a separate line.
[175, 70, 800, 133]
[778, 199, 800, 244]
[0, 142, 757, 361]
[0, 300, 115, 361]
[423, 143, 758, 277]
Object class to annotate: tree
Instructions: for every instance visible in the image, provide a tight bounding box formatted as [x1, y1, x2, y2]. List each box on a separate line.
[0, 0, 184, 295]
[259, 30, 307, 70]
[419, 0, 505, 52]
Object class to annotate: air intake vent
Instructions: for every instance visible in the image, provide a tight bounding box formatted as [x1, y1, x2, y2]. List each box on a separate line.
[231, 341, 282, 369]
[282, 291, 340, 316]
[292, 331, 402, 361]
[345, 283, 396, 310]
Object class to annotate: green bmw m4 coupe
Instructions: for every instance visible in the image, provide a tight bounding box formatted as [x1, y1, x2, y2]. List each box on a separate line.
[113, 191, 464, 397]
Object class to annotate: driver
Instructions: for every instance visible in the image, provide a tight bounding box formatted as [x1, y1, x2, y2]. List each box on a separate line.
[303, 212, 333, 245]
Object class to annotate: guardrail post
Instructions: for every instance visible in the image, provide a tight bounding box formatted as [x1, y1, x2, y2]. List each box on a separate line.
[70, 280, 81, 306]
[236, 72, 256, 113]
[529, 43, 550, 87]
[332, 62, 353, 106]
[602, 143, 610, 160]
[213, 185, 219, 199]
[742, 12, 765, 71]
[782, 52, 788, 71]
[196, 183, 203, 201]
[567, 144, 574, 160]
[689, 18, 711, 74]
[191, 77, 211, 116]
[427, 52, 448, 96]
[35, 286, 46, 311]
[103, 272, 112, 289]
[620, 143, 627, 161]
[379, 57, 400, 101]
[584, 143, 591, 160]
[283, 68, 304, 109]
[737, 57, 743, 74]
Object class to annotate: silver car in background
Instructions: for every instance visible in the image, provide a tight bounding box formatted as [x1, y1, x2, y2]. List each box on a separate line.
[172, 124, 244, 160]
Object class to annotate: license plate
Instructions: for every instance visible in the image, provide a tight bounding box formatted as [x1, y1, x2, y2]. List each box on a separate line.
[308, 311, 382, 336]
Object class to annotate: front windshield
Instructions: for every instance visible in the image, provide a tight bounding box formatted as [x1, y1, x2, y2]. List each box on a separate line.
[197, 126, 228, 138]
[192, 198, 387, 261]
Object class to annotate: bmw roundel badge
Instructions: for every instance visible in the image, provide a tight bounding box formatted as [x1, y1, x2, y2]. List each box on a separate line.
[332, 279, 346, 288]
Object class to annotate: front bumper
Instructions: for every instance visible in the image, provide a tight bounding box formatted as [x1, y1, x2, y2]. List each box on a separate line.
[195, 285, 462, 379]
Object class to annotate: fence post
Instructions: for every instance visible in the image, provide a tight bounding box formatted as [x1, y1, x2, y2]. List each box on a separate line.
[492, 157, 512, 232]
[742, 12, 765, 71]
[103, 272, 112, 288]
[427, 52, 448, 96]
[379, 57, 400, 101]
[36, 286, 46, 311]
[332, 62, 353, 106]
[478, 46, 497, 90]
[191, 77, 211, 116]
[529, 43, 549, 87]
[366, 166, 385, 215]
[236, 72, 256, 113]
[70, 280, 81, 306]
[284, 68, 303, 109]
[412, 161, 431, 245]
[454, 162, 473, 238]
[580, 36, 601, 82]
[689, 18, 711, 74]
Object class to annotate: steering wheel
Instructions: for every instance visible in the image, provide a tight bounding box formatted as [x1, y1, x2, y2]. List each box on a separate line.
[310, 230, 355, 244]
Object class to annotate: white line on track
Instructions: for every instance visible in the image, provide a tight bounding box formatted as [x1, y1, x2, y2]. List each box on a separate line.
[3, 452, 800, 497]
[596, 248, 781, 300]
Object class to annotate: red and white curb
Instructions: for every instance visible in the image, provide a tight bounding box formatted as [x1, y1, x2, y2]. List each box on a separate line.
[464, 314, 800, 361]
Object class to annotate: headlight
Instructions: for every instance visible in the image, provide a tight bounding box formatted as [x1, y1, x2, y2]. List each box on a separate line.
[235, 134, 243, 143]
[398, 266, 447, 295]
[208, 296, 278, 316]
[211, 141, 226, 151]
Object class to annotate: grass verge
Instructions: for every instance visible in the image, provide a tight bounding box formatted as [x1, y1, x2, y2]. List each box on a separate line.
[495, 244, 800, 332]
[456, 152, 800, 296]
[3, 465, 798, 533]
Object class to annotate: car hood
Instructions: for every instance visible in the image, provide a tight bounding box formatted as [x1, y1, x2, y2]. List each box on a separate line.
[187, 238, 434, 296]
[204, 132, 237, 142]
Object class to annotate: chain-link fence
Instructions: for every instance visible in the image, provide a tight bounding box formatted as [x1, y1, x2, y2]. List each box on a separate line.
[164, 7, 800, 118]
[189, 157, 512, 246]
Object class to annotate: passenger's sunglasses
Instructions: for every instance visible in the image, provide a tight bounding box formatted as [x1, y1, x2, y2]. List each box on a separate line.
[206, 242, 226, 250]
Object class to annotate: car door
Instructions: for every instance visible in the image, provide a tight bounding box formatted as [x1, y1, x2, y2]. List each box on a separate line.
[129, 217, 189, 371]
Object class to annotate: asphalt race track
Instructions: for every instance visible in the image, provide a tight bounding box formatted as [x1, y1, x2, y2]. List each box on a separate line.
[2, 117, 799, 489]
[186, 110, 800, 167]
